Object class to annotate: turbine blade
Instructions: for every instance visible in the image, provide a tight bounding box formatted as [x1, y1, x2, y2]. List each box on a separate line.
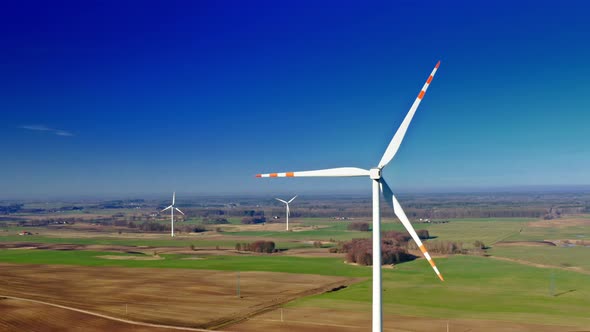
[380, 178, 444, 281]
[161, 205, 173, 212]
[288, 195, 298, 203]
[275, 198, 288, 204]
[287, 205, 290, 217]
[172, 192, 176, 205]
[175, 207, 185, 215]
[256, 167, 369, 178]
[378, 61, 441, 169]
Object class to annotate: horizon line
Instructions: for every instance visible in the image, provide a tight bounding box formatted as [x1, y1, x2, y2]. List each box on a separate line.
[2, 184, 590, 201]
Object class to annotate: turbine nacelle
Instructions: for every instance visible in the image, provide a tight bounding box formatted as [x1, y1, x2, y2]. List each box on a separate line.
[369, 168, 382, 180]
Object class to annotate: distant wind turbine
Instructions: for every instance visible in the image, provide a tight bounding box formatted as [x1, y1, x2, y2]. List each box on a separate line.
[161, 192, 184, 237]
[257, 62, 444, 332]
[275, 195, 297, 231]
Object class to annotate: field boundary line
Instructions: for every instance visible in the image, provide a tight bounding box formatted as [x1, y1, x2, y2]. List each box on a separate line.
[490, 221, 529, 245]
[210, 277, 364, 330]
[0, 295, 219, 332]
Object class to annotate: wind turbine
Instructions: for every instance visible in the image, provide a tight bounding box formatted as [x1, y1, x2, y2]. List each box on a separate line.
[256, 62, 444, 332]
[275, 195, 297, 231]
[161, 192, 184, 237]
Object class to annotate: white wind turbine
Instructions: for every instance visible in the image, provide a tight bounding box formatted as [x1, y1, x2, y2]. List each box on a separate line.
[275, 195, 297, 231]
[161, 192, 184, 237]
[256, 62, 444, 332]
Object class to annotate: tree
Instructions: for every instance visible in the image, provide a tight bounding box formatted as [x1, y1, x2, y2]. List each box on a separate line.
[241, 216, 266, 224]
[473, 240, 486, 250]
[347, 222, 370, 231]
[236, 241, 275, 253]
[340, 237, 417, 266]
[416, 229, 430, 239]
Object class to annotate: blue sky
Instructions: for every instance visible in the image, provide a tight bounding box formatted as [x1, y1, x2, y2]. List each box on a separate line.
[1, 1, 589, 199]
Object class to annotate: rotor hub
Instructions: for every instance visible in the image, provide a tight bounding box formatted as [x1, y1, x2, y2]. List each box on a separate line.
[369, 168, 381, 180]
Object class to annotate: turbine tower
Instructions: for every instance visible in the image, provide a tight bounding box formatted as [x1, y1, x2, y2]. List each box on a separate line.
[161, 192, 185, 237]
[256, 62, 444, 332]
[275, 195, 297, 231]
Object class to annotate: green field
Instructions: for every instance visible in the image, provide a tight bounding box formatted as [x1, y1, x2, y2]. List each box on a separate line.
[505, 225, 590, 242]
[224, 218, 533, 248]
[416, 218, 531, 246]
[290, 255, 590, 327]
[489, 245, 590, 272]
[224, 221, 366, 241]
[0, 249, 368, 277]
[0, 234, 311, 250]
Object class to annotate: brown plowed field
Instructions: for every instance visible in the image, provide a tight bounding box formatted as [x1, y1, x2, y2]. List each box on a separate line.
[0, 263, 356, 330]
[0, 297, 186, 332]
[529, 217, 590, 228]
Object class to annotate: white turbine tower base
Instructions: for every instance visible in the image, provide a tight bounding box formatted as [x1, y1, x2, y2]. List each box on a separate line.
[256, 62, 444, 332]
[275, 195, 297, 231]
[161, 192, 185, 237]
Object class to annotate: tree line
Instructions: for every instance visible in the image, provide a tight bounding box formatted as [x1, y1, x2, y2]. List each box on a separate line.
[333, 230, 485, 266]
[235, 241, 276, 253]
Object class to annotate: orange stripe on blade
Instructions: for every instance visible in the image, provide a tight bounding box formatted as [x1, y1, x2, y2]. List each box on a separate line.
[435, 61, 440, 69]
[420, 244, 444, 281]
[286, 172, 295, 177]
[418, 244, 427, 253]
[255, 174, 262, 178]
[269, 173, 278, 177]
[428, 258, 437, 269]
[426, 75, 433, 84]
[418, 90, 425, 100]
